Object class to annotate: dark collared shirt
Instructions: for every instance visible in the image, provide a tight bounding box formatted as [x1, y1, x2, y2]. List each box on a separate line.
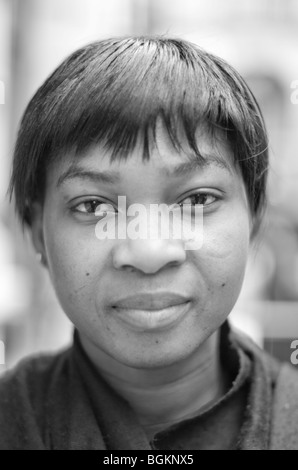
[73, 322, 274, 450]
[0, 322, 279, 449]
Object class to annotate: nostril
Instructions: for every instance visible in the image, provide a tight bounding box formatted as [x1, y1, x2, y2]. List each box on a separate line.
[115, 264, 136, 273]
[167, 260, 182, 268]
[112, 238, 186, 274]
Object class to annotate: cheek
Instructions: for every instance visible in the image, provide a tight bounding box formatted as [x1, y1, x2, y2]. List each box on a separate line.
[187, 216, 250, 339]
[195, 211, 251, 302]
[43, 223, 111, 315]
[203, 223, 250, 266]
[203, 202, 250, 259]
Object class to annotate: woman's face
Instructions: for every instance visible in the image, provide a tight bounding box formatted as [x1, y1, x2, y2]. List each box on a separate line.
[32, 127, 251, 369]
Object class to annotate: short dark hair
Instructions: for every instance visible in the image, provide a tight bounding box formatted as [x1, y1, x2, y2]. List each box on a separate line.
[9, 36, 269, 227]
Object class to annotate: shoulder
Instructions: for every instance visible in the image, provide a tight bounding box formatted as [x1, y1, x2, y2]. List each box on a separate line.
[0, 347, 72, 398]
[269, 362, 298, 449]
[0, 347, 72, 449]
[230, 326, 298, 449]
[229, 326, 282, 381]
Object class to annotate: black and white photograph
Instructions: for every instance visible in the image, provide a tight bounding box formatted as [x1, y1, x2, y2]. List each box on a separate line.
[0, 0, 298, 452]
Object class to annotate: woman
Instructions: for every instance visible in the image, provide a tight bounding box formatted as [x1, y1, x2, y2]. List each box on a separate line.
[1, 36, 297, 450]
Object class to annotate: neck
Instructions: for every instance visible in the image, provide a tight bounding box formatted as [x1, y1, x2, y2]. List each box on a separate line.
[80, 330, 227, 436]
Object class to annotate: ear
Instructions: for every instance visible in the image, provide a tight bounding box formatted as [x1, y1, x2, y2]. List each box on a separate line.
[30, 202, 48, 268]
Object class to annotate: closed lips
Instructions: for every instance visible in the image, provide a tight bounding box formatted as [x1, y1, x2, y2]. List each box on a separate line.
[112, 293, 190, 311]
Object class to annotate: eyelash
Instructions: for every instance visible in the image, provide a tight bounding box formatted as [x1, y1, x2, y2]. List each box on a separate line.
[71, 199, 116, 215]
[71, 191, 219, 216]
[178, 192, 218, 207]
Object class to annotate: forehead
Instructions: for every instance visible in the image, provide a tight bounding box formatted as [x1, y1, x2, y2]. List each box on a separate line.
[51, 124, 236, 188]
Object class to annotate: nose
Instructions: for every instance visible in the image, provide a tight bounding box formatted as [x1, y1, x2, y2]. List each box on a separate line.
[112, 238, 186, 274]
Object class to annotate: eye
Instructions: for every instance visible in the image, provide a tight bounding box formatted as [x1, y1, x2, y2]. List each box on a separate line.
[73, 199, 116, 216]
[179, 192, 217, 207]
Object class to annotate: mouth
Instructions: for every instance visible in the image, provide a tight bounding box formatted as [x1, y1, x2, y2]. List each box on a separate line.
[111, 292, 191, 332]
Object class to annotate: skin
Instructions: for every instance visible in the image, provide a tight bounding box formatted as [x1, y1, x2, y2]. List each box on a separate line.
[31, 125, 252, 430]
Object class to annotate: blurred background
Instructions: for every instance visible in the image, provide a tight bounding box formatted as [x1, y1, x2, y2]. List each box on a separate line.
[0, 0, 298, 372]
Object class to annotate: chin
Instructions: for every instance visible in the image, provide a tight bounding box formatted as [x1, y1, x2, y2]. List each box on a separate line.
[112, 343, 200, 370]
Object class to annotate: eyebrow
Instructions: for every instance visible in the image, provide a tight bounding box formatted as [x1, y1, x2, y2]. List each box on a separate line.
[57, 166, 121, 188]
[164, 154, 233, 177]
[56, 154, 232, 188]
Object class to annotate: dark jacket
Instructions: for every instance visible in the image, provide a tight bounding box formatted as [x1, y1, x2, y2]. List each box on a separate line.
[0, 324, 297, 450]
